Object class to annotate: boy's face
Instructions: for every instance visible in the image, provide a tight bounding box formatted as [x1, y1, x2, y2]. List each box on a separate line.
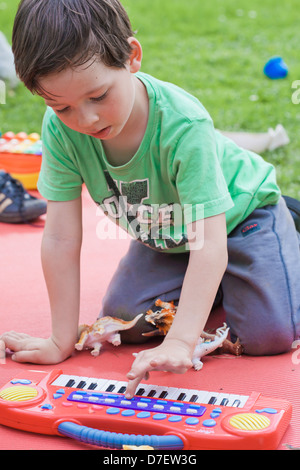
[39, 41, 141, 141]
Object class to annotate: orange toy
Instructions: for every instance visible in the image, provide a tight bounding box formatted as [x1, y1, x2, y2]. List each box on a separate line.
[0, 369, 292, 450]
[0, 131, 42, 189]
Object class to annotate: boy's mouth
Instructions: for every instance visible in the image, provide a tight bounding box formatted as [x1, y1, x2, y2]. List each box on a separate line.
[90, 126, 111, 139]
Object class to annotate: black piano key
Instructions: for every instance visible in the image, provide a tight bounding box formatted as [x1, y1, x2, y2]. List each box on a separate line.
[232, 399, 241, 407]
[220, 398, 229, 406]
[190, 394, 199, 403]
[77, 381, 86, 389]
[177, 393, 186, 401]
[88, 383, 98, 390]
[136, 388, 145, 396]
[147, 390, 157, 397]
[208, 396, 217, 405]
[66, 379, 75, 387]
[105, 384, 116, 392]
[159, 391, 168, 399]
[117, 386, 127, 394]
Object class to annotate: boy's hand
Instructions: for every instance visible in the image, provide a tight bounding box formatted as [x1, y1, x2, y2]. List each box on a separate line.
[0, 332, 72, 364]
[125, 338, 193, 399]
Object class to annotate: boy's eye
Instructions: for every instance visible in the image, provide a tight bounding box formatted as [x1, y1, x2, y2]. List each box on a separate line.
[56, 107, 69, 114]
[91, 91, 108, 102]
[53, 90, 108, 114]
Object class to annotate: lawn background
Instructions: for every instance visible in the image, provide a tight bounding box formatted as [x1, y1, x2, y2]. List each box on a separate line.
[0, 0, 299, 198]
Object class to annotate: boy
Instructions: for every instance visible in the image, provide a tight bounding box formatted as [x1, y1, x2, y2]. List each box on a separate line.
[1, 0, 299, 399]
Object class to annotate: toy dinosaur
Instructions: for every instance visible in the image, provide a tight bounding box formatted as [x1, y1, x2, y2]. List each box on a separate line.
[143, 299, 243, 358]
[75, 314, 143, 356]
[75, 299, 243, 364]
[191, 323, 229, 370]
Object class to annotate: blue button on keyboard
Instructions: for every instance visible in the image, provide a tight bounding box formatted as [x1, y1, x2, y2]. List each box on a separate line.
[68, 391, 206, 418]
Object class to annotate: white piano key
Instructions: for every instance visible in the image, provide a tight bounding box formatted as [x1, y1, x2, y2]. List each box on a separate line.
[51, 374, 73, 387]
[237, 395, 249, 408]
[197, 391, 215, 404]
[194, 390, 211, 404]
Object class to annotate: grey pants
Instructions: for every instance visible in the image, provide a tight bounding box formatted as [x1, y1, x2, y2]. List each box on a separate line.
[100, 197, 300, 355]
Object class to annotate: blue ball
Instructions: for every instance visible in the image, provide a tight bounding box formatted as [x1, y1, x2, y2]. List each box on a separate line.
[264, 57, 288, 79]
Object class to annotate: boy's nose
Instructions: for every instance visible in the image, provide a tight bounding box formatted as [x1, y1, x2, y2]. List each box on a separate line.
[77, 110, 99, 130]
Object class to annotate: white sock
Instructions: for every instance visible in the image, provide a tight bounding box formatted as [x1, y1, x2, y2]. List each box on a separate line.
[267, 124, 290, 151]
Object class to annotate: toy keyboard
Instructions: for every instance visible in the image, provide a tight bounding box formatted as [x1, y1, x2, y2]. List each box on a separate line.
[0, 131, 42, 189]
[0, 369, 292, 450]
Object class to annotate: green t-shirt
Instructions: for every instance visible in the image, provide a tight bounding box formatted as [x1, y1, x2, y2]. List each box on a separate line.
[38, 71, 281, 253]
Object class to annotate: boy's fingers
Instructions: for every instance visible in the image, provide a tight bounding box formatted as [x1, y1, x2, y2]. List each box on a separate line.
[125, 376, 142, 399]
[0, 335, 28, 352]
[12, 350, 43, 364]
[126, 368, 150, 399]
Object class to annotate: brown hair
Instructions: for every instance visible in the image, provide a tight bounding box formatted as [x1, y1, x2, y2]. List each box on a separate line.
[12, 0, 135, 94]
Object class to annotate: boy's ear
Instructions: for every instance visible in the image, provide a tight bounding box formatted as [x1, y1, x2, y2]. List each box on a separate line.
[127, 37, 143, 73]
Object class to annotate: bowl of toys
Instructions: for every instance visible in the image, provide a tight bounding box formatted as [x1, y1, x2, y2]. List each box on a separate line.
[0, 131, 42, 189]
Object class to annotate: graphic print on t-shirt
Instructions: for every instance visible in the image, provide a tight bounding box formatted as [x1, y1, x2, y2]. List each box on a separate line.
[100, 170, 188, 251]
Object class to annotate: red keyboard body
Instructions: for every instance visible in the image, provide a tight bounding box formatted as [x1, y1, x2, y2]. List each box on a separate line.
[0, 369, 292, 450]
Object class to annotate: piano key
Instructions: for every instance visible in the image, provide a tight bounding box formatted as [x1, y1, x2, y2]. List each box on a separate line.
[189, 394, 199, 403]
[177, 392, 187, 401]
[105, 384, 116, 392]
[220, 397, 229, 406]
[87, 383, 98, 390]
[115, 382, 128, 394]
[236, 395, 249, 408]
[66, 379, 76, 388]
[208, 396, 218, 405]
[76, 380, 87, 389]
[232, 399, 241, 407]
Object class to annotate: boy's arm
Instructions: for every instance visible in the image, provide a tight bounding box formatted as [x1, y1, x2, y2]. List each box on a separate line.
[125, 212, 228, 398]
[0, 197, 82, 364]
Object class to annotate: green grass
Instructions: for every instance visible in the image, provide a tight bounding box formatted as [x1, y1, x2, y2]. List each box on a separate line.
[1, 0, 299, 197]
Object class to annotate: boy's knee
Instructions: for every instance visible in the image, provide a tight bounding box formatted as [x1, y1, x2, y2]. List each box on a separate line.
[239, 327, 294, 356]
